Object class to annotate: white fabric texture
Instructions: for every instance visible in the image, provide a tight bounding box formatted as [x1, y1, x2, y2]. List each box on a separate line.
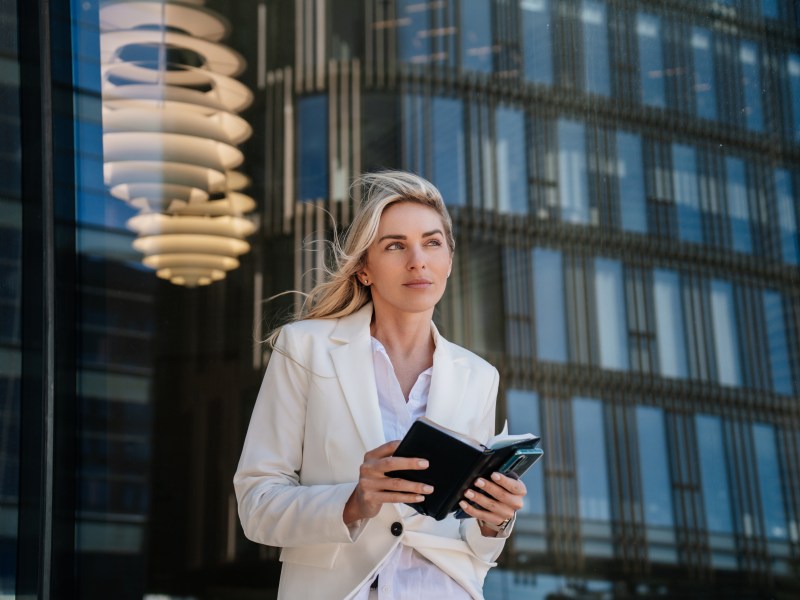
[350, 338, 470, 599]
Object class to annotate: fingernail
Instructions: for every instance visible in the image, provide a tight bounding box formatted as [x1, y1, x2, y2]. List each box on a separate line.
[418, 459, 429, 468]
[423, 485, 434, 493]
[459, 500, 468, 508]
[491, 472, 501, 482]
[475, 478, 485, 488]
[416, 495, 425, 502]
[465, 490, 475, 499]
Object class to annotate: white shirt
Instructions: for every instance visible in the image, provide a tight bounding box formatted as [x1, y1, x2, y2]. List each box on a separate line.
[351, 337, 472, 600]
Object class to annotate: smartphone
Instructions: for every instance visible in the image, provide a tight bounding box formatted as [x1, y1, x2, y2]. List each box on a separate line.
[498, 447, 543, 480]
[454, 446, 543, 518]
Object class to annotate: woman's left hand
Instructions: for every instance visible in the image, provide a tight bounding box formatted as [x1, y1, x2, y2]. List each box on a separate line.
[457, 472, 527, 537]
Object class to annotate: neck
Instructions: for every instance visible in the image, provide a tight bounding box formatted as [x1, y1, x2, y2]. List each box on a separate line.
[370, 306, 434, 360]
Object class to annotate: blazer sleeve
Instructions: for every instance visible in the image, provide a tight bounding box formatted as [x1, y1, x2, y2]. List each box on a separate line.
[458, 366, 512, 563]
[233, 326, 358, 548]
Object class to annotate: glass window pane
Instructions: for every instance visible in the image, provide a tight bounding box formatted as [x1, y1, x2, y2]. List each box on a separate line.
[788, 54, 800, 142]
[653, 269, 688, 378]
[506, 390, 545, 516]
[581, 0, 610, 96]
[297, 95, 328, 200]
[558, 120, 589, 224]
[618, 131, 647, 233]
[740, 42, 764, 132]
[710, 279, 741, 387]
[594, 258, 628, 371]
[637, 13, 665, 108]
[522, 0, 553, 84]
[726, 157, 751, 254]
[533, 248, 568, 363]
[636, 406, 674, 527]
[397, 0, 430, 64]
[763, 290, 793, 395]
[573, 398, 610, 521]
[753, 423, 788, 540]
[774, 168, 799, 264]
[432, 97, 466, 206]
[695, 415, 734, 534]
[692, 28, 717, 120]
[672, 144, 703, 243]
[461, 0, 493, 73]
[496, 107, 527, 213]
[762, 0, 779, 20]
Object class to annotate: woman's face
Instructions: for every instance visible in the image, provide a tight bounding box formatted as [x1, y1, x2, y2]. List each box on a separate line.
[361, 201, 452, 318]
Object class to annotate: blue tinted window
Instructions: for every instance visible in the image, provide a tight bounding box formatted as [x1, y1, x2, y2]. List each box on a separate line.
[432, 97, 466, 206]
[461, 0, 493, 73]
[788, 55, 800, 141]
[726, 157, 751, 254]
[637, 14, 665, 108]
[581, 1, 610, 96]
[740, 42, 764, 132]
[753, 423, 788, 539]
[692, 28, 717, 120]
[672, 144, 703, 243]
[558, 120, 589, 224]
[573, 398, 610, 521]
[763, 290, 793, 395]
[496, 107, 527, 213]
[636, 406, 674, 527]
[533, 248, 567, 363]
[762, 0, 779, 19]
[774, 169, 799, 264]
[710, 279, 741, 387]
[522, 0, 553, 84]
[653, 269, 688, 378]
[297, 95, 328, 200]
[618, 132, 647, 233]
[594, 258, 628, 371]
[397, 0, 430, 64]
[695, 415, 734, 533]
[506, 390, 545, 516]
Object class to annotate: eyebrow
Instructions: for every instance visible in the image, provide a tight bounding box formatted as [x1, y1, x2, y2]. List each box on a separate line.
[377, 229, 444, 243]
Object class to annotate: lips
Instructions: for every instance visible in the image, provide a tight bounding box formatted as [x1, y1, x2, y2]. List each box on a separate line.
[403, 278, 433, 288]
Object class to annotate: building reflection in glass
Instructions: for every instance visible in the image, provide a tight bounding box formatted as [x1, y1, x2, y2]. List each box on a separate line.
[3, 0, 799, 598]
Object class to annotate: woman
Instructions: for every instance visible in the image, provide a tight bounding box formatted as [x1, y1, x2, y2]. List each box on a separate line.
[234, 171, 526, 599]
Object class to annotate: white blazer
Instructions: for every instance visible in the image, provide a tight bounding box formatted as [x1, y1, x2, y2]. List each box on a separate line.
[234, 303, 507, 599]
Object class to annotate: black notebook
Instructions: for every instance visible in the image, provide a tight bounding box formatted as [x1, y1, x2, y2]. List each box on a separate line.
[387, 417, 543, 521]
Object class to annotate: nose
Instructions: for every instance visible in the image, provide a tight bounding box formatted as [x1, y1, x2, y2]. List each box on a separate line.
[406, 244, 426, 270]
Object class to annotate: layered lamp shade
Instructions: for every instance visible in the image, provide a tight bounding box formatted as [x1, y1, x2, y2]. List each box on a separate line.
[100, 0, 256, 287]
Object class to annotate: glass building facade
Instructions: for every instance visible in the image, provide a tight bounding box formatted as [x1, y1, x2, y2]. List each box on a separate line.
[2, 0, 799, 598]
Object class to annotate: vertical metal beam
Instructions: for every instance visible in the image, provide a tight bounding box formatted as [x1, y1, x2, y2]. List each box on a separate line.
[17, 0, 55, 594]
[16, 0, 76, 596]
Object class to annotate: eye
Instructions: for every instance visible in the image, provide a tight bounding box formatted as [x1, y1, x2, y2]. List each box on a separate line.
[386, 241, 404, 250]
[426, 238, 443, 247]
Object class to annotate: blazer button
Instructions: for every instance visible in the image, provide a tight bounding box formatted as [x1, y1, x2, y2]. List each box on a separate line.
[390, 521, 403, 537]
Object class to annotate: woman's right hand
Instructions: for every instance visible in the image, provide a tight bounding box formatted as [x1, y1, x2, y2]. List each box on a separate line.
[343, 440, 433, 525]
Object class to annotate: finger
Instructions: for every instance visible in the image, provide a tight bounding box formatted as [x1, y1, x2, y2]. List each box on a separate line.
[463, 488, 516, 520]
[365, 440, 401, 460]
[366, 490, 428, 505]
[473, 477, 524, 511]
[490, 472, 528, 496]
[378, 455, 430, 473]
[367, 477, 434, 495]
[457, 499, 508, 527]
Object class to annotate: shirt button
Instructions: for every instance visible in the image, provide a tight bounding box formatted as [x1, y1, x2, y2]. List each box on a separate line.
[390, 521, 403, 536]
[382, 585, 391, 593]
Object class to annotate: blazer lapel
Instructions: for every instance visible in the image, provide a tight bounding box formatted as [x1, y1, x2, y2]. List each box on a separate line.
[424, 325, 472, 433]
[329, 303, 386, 453]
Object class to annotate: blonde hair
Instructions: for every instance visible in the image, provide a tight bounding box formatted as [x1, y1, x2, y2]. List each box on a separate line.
[268, 171, 454, 344]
